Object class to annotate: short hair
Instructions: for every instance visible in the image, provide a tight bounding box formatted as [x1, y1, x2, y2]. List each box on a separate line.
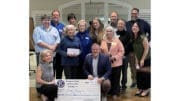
[64, 24, 76, 34]
[77, 19, 87, 28]
[67, 13, 76, 21]
[132, 8, 139, 13]
[91, 43, 100, 49]
[51, 9, 60, 16]
[40, 49, 52, 62]
[103, 26, 116, 39]
[110, 11, 119, 18]
[41, 14, 50, 21]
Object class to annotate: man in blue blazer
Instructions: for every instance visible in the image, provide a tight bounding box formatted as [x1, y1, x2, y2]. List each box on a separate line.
[83, 43, 111, 101]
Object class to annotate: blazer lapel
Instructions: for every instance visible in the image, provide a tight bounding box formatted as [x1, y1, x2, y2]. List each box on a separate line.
[90, 55, 93, 74]
[97, 54, 101, 75]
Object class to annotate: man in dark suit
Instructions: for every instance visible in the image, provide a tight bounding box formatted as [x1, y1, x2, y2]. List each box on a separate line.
[83, 43, 111, 101]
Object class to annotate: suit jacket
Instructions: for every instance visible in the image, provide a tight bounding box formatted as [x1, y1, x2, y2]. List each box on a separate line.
[83, 53, 111, 79]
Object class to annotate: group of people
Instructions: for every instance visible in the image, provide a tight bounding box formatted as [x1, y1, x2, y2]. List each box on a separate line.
[33, 8, 151, 101]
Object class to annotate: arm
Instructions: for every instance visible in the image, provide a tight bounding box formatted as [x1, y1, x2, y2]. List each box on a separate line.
[83, 54, 92, 78]
[140, 37, 149, 67]
[144, 21, 151, 41]
[57, 39, 68, 57]
[33, 27, 58, 52]
[36, 65, 55, 85]
[113, 39, 124, 60]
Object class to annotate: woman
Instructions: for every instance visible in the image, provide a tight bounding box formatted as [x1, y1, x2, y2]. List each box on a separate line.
[131, 22, 151, 97]
[57, 24, 82, 79]
[36, 49, 58, 101]
[89, 18, 104, 44]
[101, 26, 124, 99]
[76, 20, 92, 79]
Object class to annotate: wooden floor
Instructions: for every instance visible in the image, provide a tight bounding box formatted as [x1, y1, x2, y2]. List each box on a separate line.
[30, 87, 150, 101]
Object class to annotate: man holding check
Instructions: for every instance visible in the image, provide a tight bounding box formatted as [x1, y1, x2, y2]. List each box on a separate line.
[83, 43, 111, 101]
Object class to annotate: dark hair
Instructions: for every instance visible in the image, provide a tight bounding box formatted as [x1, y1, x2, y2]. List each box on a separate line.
[131, 21, 143, 39]
[132, 8, 139, 13]
[67, 13, 76, 21]
[51, 9, 60, 16]
[41, 14, 50, 21]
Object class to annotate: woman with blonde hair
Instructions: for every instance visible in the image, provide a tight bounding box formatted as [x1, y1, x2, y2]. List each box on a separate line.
[89, 18, 104, 44]
[36, 49, 58, 101]
[101, 26, 124, 100]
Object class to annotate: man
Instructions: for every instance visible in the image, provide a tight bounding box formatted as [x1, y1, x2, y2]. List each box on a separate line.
[83, 43, 111, 101]
[67, 13, 77, 26]
[51, 10, 65, 79]
[109, 11, 119, 31]
[33, 14, 60, 67]
[126, 8, 151, 88]
[126, 8, 151, 41]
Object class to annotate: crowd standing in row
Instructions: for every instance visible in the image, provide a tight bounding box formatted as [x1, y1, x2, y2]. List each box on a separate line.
[33, 8, 151, 101]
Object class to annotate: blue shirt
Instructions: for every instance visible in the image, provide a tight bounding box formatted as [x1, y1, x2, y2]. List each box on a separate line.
[76, 30, 92, 60]
[33, 25, 60, 53]
[51, 21, 65, 38]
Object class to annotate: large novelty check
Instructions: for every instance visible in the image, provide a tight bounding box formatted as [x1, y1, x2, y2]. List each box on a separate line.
[55, 79, 101, 101]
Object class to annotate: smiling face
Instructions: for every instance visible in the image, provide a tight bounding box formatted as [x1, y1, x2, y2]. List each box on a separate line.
[110, 12, 118, 24]
[42, 18, 50, 28]
[69, 18, 76, 25]
[91, 43, 100, 58]
[132, 22, 140, 37]
[41, 50, 53, 63]
[131, 9, 139, 21]
[66, 25, 76, 37]
[117, 20, 125, 31]
[105, 27, 114, 40]
[52, 10, 60, 23]
[78, 21, 86, 32]
[92, 19, 100, 30]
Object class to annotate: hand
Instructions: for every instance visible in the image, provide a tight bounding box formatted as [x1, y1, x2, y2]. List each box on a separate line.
[49, 45, 56, 52]
[67, 53, 77, 57]
[97, 77, 104, 84]
[140, 59, 144, 67]
[88, 75, 94, 80]
[48, 80, 55, 84]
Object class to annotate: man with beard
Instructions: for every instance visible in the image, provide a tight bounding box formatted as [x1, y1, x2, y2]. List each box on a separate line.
[126, 8, 151, 41]
[109, 11, 119, 31]
[51, 10, 65, 79]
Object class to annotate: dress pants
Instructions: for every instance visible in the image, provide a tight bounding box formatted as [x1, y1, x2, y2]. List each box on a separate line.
[53, 53, 63, 79]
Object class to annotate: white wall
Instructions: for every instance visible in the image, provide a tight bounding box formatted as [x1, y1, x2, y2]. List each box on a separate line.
[30, 0, 150, 26]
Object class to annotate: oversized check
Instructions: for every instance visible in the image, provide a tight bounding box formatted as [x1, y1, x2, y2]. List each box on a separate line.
[55, 79, 101, 101]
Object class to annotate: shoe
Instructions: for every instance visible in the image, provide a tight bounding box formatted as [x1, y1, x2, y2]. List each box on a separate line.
[120, 88, 126, 94]
[101, 96, 107, 101]
[112, 95, 117, 101]
[139, 89, 150, 97]
[135, 89, 143, 96]
[130, 83, 137, 88]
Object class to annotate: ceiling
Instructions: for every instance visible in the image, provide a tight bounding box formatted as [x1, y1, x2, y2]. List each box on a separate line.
[30, 0, 150, 10]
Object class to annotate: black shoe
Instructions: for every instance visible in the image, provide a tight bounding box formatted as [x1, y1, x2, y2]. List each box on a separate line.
[120, 86, 126, 94]
[130, 83, 136, 88]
